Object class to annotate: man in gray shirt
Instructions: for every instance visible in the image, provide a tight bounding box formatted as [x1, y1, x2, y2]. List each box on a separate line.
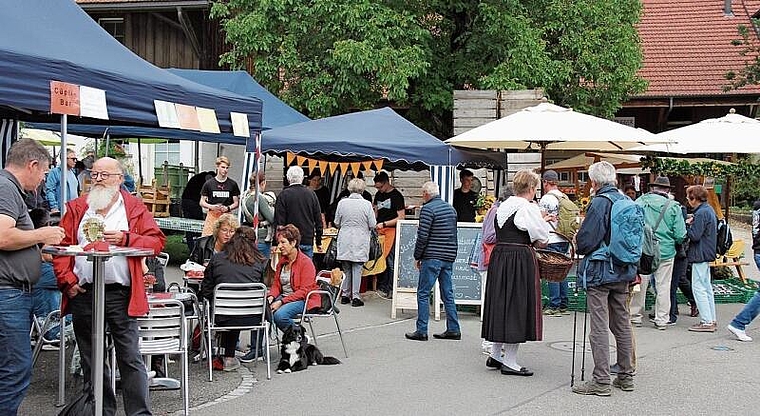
[0, 138, 64, 414]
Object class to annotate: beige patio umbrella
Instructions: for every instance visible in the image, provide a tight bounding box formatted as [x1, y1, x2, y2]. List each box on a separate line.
[446, 102, 669, 170]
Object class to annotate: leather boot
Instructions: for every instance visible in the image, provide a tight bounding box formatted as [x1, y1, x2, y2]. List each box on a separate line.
[689, 303, 699, 317]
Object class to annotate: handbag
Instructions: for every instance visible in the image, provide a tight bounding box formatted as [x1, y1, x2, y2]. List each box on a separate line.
[368, 228, 382, 261]
[324, 235, 338, 268]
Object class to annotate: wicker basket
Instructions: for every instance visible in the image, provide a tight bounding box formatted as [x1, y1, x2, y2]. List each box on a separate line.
[535, 232, 575, 283]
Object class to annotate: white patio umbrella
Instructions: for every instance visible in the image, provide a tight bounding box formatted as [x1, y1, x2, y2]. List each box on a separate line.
[446, 102, 665, 170]
[632, 109, 760, 154]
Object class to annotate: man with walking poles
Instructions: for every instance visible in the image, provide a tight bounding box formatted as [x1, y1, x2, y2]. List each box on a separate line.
[572, 161, 639, 396]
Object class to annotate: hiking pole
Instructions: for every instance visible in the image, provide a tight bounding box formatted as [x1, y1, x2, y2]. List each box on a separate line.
[580, 290, 589, 381]
[571, 283, 578, 387]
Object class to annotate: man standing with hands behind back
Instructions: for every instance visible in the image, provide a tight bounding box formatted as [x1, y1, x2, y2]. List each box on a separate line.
[0, 139, 65, 415]
[55, 157, 165, 416]
[405, 182, 460, 341]
[200, 156, 240, 237]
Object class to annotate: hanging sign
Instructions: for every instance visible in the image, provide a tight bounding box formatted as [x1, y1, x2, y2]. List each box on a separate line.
[154, 100, 180, 128]
[50, 81, 80, 116]
[176, 104, 200, 130]
[197, 107, 221, 133]
[230, 112, 250, 137]
[79, 86, 109, 120]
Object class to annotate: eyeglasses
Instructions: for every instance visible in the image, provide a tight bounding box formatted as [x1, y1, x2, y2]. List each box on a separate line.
[67, 157, 77, 161]
[89, 171, 123, 180]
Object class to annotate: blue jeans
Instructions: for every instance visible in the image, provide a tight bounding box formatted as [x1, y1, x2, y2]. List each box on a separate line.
[272, 298, 306, 331]
[258, 242, 271, 259]
[691, 262, 716, 324]
[0, 288, 33, 415]
[299, 244, 314, 259]
[731, 252, 760, 330]
[546, 242, 570, 309]
[416, 259, 460, 335]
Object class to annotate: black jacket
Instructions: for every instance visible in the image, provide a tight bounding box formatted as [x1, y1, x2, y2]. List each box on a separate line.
[201, 251, 266, 301]
[189, 235, 216, 265]
[274, 184, 323, 246]
[686, 202, 717, 263]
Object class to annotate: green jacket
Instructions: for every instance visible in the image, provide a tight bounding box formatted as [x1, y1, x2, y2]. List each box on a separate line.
[636, 192, 687, 261]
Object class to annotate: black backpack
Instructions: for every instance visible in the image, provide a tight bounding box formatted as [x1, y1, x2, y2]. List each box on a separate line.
[716, 219, 733, 256]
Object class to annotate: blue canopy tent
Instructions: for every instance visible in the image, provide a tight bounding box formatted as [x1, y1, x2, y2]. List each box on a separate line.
[0, 0, 263, 214]
[257, 107, 505, 202]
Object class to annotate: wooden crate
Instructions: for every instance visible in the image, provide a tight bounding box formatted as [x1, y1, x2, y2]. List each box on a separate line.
[138, 180, 171, 217]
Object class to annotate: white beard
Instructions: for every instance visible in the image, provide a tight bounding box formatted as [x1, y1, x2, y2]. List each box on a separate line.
[87, 185, 118, 211]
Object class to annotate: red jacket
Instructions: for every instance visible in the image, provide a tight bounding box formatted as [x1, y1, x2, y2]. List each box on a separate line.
[270, 250, 320, 311]
[54, 190, 166, 317]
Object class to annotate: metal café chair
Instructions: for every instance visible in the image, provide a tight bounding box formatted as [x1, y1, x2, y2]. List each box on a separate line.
[204, 282, 270, 381]
[137, 298, 190, 416]
[295, 270, 348, 358]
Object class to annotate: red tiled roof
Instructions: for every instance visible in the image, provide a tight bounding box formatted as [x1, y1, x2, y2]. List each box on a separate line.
[637, 0, 760, 97]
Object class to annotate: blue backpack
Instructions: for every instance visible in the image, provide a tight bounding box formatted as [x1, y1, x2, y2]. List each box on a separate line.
[599, 193, 645, 266]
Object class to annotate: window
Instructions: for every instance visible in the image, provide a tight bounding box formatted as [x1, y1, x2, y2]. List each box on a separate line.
[154, 142, 181, 166]
[98, 18, 125, 44]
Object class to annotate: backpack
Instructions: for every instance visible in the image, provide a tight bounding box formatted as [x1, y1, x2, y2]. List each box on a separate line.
[716, 218, 733, 256]
[548, 192, 581, 241]
[636, 198, 673, 275]
[599, 193, 646, 267]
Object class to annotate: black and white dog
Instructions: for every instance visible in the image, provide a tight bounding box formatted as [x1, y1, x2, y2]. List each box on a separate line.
[276, 324, 341, 373]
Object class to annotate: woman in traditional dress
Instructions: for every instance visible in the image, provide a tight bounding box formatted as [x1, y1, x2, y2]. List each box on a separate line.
[482, 170, 550, 376]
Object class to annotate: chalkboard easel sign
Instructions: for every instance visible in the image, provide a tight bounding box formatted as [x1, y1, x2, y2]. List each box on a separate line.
[391, 220, 484, 319]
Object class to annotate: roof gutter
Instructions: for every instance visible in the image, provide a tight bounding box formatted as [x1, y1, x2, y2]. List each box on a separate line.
[78, 1, 209, 12]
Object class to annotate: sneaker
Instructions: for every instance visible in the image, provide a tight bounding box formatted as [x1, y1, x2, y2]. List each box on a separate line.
[654, 323, 667, 330]
[572, 380, 612, 396]
[666, 320, 677, 326]
[239, 349, 264, 363]
[340, 296, 351, 305]
[610, 363, 637, 376]
[631, 320, 642, 328]
[727, 324, 753, 342]
[376, 290, 392, 300]
[212, 357, 224, 371]
[351, 298, 364, 307]
[223, 357, 241, 372]
[612, 376, 634, 392]
[688, 322, 716, 332]
[543, 308, 560, 316]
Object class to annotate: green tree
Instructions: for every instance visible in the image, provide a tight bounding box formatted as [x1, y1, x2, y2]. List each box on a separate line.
[212, 0, 646, 138]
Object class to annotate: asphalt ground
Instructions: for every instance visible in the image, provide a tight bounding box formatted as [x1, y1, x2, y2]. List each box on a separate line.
[20, 222, 760, 415]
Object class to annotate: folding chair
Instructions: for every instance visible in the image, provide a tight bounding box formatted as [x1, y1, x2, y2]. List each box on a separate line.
[295, 270, 348, 358]
[137, 298, 190, 416]
[204, 282, 270, 381]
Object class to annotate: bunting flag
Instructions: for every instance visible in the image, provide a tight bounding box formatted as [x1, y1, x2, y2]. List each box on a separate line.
[307, 158, 318, 173]
[339, 162, 349, 173]
[286, 152, 296, 166]
[296, 155, 306, 166]
[318, 160, 328, 174]
[374, 159, 384, 171]
[350, 162, 361, 176]
[362, 161, 373, 171]
[328, 162, 339, 175]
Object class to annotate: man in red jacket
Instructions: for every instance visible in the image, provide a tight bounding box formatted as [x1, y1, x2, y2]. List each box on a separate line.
[54, 157, 165, 416]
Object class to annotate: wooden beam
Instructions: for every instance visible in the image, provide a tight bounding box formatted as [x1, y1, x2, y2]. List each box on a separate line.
[177, 7, 202, 60]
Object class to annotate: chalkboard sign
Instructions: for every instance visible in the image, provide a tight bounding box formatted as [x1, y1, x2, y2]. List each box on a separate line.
[392, 220, 483, 306]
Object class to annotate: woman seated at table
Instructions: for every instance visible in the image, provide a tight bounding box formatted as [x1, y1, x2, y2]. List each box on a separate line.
[189, 213, 238, 265]
[201, 226, 267, 371]
[269, 224, 321, 331]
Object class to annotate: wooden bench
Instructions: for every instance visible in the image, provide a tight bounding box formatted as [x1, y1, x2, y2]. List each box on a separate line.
[710, 259, 750, 282]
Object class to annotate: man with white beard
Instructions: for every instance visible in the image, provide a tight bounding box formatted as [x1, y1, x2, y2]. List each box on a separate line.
[54, 157, 165, 416]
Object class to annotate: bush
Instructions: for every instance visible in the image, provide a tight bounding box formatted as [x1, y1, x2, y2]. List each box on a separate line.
[732, 176, 760, 208]
[163, 234, 189, 265]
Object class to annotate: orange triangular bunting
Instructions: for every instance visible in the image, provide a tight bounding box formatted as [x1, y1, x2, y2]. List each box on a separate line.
[374, 159, 384, 171]
[286, 152, 295, 166]
[308, 158, 318, 173]
[339, 162, 349, 173]
[328, 162, 339, 175]
[296, 155, 306, 166]
[362, 161, 373, 171]
[350, 162, 361, 176]
[318, 160, 328, 174]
